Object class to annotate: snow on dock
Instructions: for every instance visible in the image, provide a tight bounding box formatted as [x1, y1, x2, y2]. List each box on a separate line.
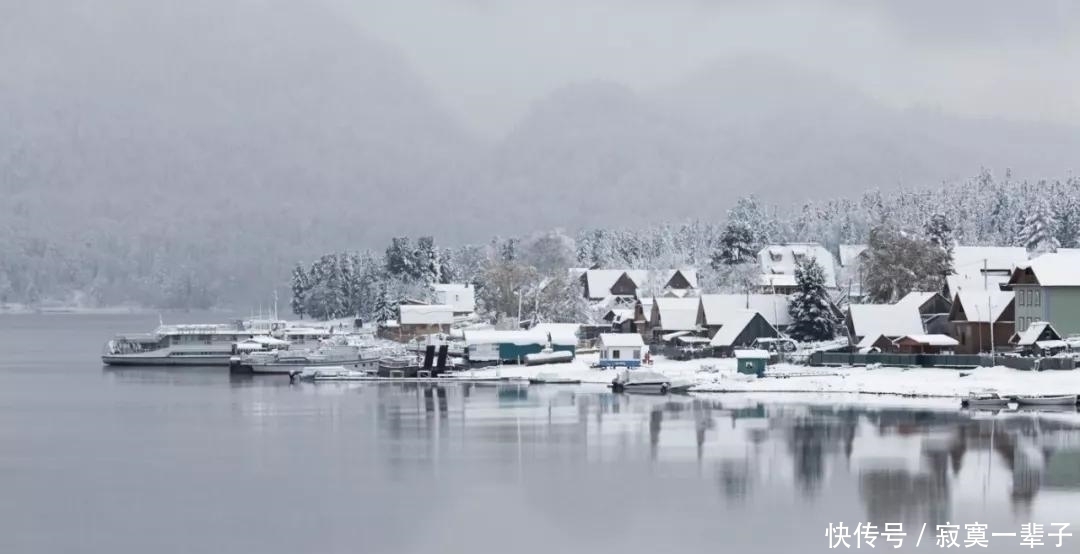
[461, 353, 1080, 400]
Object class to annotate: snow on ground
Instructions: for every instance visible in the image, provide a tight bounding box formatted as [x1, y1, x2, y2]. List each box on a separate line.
[457, 353, 1080, 399]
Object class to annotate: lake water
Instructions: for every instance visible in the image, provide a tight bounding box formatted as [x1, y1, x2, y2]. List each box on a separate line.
[3, 313, 1080, 553]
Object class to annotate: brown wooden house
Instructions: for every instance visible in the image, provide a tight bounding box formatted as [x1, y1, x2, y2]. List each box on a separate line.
[948, 290, 1015, 354]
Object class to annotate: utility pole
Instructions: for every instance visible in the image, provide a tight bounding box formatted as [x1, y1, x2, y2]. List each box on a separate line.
[985, 258, 996, 360]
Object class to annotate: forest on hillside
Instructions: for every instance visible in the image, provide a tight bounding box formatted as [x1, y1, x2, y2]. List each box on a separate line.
[4, 3, 1080, 312]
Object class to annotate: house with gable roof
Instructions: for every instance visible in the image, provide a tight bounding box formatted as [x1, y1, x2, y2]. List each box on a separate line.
[579, 268, 698, 300]
[947, 289, 1014, 354]
[1003, 251, 1080, 337]
[757, 243, 838, 294]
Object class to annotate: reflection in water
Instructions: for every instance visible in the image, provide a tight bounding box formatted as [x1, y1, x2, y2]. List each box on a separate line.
[97, 366, 1080, 531]
[354, 386, 1080, 521]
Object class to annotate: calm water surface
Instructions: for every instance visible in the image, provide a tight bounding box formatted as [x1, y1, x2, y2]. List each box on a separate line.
[3, 313, 1080, 553]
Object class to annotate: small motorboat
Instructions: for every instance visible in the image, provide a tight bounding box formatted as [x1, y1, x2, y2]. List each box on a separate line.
[610, 370, 671, 394]
[528, 372, 581, 385]
[961, 392, 1011, 408]
[1012, 394, 1078, 407]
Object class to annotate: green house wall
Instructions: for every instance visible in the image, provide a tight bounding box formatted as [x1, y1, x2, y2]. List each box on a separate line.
[495, 343, 576, 362]
[1046, 287, 1080, 337]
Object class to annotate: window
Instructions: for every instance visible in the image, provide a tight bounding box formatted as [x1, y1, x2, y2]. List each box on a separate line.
[1019, 289, 1027, 306]
[612, 349, 621, 359]
[632, 349, 640, 359]
[1035, 289, 1041, 306]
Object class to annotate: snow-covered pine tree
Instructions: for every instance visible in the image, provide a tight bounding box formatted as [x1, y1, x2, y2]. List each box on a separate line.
[924, 213, 954, 274]
[1019, 193, 1060, 257]
[498, 237, 520, 263]
[787, 257, 837, 342]
[384, 237, 415, 279]
[711, 222, 756, 268]
[436, 248, 456, 284]
[289, 263, 309, 319]
[414, 236, 438, 284]
[372, 280, 397, 324]
[1052, 180, 1080, 248]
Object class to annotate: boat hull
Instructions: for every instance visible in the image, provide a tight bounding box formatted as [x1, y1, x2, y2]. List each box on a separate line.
[1014, 395, 1078, 406]
[613, 382, 670, 394]
[102, 354, 232, 366]
[528, 378, 582, 385]
[962, 398, 1010, 408]
[245, 359, 378, 375]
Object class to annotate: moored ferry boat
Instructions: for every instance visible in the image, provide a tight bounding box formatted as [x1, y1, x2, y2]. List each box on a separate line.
[102, 319, 283, 366]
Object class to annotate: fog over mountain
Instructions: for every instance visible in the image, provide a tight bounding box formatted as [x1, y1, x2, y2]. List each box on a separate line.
[1, 0, 1077, 308]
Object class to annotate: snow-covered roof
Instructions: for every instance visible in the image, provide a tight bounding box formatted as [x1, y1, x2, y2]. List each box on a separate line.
[661, 330, 691, 341]
[398, 304, 455, 325]
[895, 292, 937, 309]
[838, 244, 867, 267]
[710, 310, 771, 347]
[733, 349, 770, 360]
[759, 273, 797, 288]
[757, 243, 838, 288]
[530, 323, 580, 346]
[951, 246, 1028, 276]
[582, 268, 698, 299]
[583, 270, 628, 299]
[1036, 340, 1069, 349]
[1013, 321, 1061, 347]
[652, 297, 700, 331]
[598, 333, 644, 348]
[699, 294, 792, 327]
[857, 333, 888, 348]
[952, 290, 1013, 323]
[463, 330, 548, 346]
[244, 336, 291, 346]
[896, 334, 959, 347]
[1010, 251, 1080, 287]
[847, 304, 924, 338]
[604, 308, 635, 324]
[945, 274, 1010, 294]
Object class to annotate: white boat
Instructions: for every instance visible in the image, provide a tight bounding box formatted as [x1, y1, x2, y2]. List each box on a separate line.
[295, 366, 369, 382]
[102, 318, 283, 366]
[1013, 394, 1078, 407]
[961, 392, 1011, 408]
[524, 350, 574, 366]
[528, 372, 581, 385]
[611, 370, 671, 394]
[237, 344, 380, 375]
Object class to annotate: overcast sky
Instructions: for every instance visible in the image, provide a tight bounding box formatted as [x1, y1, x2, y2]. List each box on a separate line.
[335, 0, 1080, 137]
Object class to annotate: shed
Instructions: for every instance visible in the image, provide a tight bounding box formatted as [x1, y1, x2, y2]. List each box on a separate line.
[463, 330, 571, 364]
[856, 333, 894, 353]
[597, 333, 645, 368]
[893, 334, 959, 354]
[734, 349, 769, 377]
[1011, 321, 1063, 349]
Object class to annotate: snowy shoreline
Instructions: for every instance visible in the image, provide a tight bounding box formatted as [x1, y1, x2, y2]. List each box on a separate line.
[459, 353, 1080, 403]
